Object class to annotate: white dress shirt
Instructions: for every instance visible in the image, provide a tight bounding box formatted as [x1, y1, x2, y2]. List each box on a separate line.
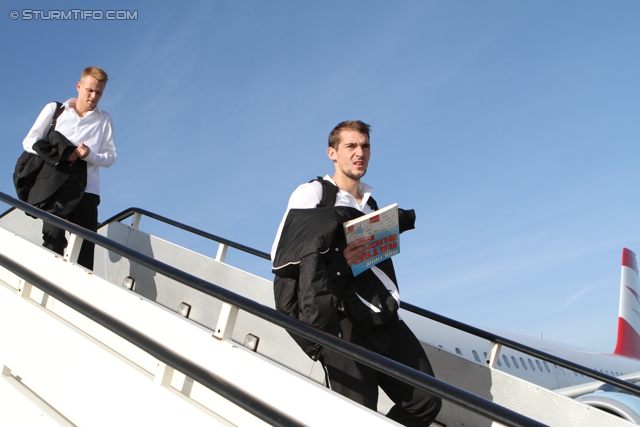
[22, 99, 116, 196]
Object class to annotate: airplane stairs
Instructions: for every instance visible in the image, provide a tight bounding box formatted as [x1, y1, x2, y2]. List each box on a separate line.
[0, 197, 636, 427]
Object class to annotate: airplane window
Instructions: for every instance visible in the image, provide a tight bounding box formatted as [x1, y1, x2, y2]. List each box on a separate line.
[528, 359, 535, 371]
[455, 348, 463, 356]
[502, 355, 510, 368]
[511, 356, 519, 369]
[536, 360, 543, 372]
[438, 345, 443, 348]
[605, 370, 610, 375]
[520, 357, 527, 370]
[497, 358, 502, 367]
[472, 350, 481, 363]
[543, 362, 551, 373]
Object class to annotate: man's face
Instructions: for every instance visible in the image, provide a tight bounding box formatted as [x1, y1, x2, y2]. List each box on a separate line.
[76, 75, 105, 112]
[328, 130, 370, 181]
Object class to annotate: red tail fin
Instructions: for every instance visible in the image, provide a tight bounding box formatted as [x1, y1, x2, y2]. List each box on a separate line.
[614, 248, 640, 359]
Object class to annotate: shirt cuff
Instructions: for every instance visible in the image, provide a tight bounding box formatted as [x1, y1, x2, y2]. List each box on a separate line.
[84, 149, 97, 163]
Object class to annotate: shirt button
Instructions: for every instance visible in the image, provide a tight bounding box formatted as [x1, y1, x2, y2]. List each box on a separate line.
[336, 272, 341, 276]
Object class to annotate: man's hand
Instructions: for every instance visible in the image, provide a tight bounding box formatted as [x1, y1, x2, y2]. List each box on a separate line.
[343, 237, 366, 266]
[76, 142, 90, 159]
[68, 142, 90, 161]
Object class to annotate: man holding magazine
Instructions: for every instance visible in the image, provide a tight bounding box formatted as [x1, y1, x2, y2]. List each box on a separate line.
[271, 120, 441, 427]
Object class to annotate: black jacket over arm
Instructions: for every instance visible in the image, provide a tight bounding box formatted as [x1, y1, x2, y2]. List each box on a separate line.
[28, 130, 87, 214]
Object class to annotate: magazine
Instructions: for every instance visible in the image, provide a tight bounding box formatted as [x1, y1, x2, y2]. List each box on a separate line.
[343, 203, 399, 276]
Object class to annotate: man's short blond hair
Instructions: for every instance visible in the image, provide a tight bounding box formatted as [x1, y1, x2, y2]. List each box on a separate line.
[81, 66, 109, 83]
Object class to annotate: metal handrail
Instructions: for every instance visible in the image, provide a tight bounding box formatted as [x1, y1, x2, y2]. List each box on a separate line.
[100, 206, 640, 397]
[100, 207, 271, 260]
[401, 302, 640, 396]
[0, 191, 547, 427]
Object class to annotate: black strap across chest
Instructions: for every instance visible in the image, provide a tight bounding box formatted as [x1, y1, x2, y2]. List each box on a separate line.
[311, 176, 378, 210]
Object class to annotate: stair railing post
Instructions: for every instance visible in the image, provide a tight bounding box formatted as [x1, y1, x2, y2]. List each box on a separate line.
[214, 303, 238, 340]
[65, 233, 83, 265]
[215, 243, 228, 263]
[488, 342, 502, 369]
[131, 212, 142, 230]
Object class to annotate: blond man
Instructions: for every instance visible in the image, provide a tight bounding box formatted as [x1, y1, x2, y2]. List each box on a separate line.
[22, 66, 117, 270]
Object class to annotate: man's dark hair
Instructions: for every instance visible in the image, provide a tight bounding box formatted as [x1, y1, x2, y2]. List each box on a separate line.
[328, 120, 371, 149]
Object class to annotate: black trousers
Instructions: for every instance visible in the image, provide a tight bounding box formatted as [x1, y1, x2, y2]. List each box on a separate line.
[321, 317, 442, 426]
[42, 193, 100, 270]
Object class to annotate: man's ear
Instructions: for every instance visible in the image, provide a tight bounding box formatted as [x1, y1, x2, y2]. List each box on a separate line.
[327, 146, 337, 162]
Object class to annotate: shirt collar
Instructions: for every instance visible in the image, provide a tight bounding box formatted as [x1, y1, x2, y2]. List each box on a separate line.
[64, 98, 103, 116]
[323, 174, 374, 202]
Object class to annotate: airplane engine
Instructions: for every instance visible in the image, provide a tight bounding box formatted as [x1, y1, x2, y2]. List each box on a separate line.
[576, 384, 640, 424]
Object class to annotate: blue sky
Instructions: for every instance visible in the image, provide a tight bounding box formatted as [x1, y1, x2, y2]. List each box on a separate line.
[2, 1, 639, 352]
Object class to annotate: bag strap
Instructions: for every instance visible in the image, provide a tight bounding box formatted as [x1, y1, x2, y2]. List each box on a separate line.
[366, 195, 378, 211]
[311, 176, 339, 208]
[311, 176, 378, 210]
[47, 102, 65, 135]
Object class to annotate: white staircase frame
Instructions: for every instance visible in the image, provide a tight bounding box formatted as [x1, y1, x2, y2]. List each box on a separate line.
[0, 226, 398, 427]
[0, 205, 638, 427]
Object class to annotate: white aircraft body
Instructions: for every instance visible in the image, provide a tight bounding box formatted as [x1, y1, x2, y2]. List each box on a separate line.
[403, 247, 640, 422]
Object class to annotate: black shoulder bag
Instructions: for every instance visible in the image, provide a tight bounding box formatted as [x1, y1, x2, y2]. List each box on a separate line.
[13, 102, 65, 202]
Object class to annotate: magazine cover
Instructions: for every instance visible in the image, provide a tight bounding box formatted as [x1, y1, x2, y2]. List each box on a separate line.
[343, 203, 400, 276]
